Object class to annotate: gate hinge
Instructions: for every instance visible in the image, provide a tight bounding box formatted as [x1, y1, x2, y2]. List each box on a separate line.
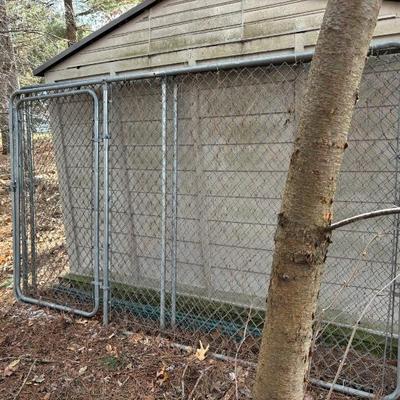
[10, 181, 16, 193]
[393, 281, 400, 298]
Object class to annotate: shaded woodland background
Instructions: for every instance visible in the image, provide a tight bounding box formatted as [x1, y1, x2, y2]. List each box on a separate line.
[0, 0, 142, 155]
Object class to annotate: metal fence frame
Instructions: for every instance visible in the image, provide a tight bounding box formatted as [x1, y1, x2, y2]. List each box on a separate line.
[10, 89, 101, 317]
[9, 39, 400, 399]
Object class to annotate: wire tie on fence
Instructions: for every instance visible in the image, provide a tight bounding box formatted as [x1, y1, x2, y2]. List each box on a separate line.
[101, 284, 110, 291]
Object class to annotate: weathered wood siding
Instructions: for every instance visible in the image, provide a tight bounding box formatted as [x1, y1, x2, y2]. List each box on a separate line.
[51, 55, 400, 329]
[44, 0, 400, 82]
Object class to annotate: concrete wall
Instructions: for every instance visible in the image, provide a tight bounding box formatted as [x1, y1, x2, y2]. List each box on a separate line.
[51, 55, 400, 330]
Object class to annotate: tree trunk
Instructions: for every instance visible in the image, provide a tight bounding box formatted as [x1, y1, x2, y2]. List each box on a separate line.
[0, 0, 17, 155]
[64, 0, 77, 46]
[253, 1, 381, 400]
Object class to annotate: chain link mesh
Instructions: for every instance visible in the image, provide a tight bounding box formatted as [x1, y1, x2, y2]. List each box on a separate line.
[106, 78, 165, 328]
[12, 52, 400, 397]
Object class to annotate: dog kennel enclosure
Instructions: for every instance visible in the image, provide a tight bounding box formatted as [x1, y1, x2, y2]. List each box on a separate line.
[10, 0, 400, 397]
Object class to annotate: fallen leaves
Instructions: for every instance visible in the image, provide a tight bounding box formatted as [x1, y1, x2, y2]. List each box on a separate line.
[156, 365, 169, 386]
[67, 343, 85, 352]
[129, 332, 150, 346]
[117, 377, 129, 387]
[31, 374, 45, 384]
[105, 344, 119, 357]
[75, 318, 88, 325]
[3, 359, 20, 376]
[78, 366, 88, 376]
[195, 341, 210, 361]
[129, 332, 144, 344]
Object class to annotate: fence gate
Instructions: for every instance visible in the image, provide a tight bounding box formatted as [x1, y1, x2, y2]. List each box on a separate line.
[11, 89, 101, 316]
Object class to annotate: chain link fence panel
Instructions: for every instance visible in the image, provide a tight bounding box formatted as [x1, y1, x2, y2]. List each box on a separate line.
[11, 51, 400, 397]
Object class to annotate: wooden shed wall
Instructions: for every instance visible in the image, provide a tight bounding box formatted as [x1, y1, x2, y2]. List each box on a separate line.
[44, 0, 400, 82]
[51, 55, 400, 329]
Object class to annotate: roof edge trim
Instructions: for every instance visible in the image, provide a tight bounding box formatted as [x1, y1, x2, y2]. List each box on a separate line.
[33, 0, 161, 77]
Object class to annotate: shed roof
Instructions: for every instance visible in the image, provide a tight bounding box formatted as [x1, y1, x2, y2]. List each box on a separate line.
[34, 0, 161, 76]
[34, 0, 400, 78]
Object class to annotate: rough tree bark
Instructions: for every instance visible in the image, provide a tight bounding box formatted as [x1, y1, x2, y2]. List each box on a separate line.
[0, 0, 17, 155]
[253, 1, 381, 400]
[64, 0, 77, 46]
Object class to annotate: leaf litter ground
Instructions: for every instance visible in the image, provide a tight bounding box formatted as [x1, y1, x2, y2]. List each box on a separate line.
[0, 148, 351, 399]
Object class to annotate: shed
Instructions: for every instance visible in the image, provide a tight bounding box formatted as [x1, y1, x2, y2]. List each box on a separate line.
[36, 0, 400, 82]
[12, 1, 400, 396]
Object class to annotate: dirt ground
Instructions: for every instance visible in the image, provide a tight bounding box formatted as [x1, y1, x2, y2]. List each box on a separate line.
[0, 146, 352, 399]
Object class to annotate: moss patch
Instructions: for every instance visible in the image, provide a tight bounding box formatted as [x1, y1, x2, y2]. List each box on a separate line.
[59, 273, 398, 358]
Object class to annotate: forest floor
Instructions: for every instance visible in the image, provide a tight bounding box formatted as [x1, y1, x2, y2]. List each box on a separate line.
[0, 146, 352, 400]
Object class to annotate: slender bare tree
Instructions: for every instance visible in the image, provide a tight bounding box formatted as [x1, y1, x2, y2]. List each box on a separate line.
[253, 1, 382, 399]
[0, 0, 18, 155]
[64, 0, 77, 46]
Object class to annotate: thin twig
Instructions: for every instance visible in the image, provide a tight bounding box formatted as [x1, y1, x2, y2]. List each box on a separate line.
[188, 371, 204, 400]
[234, 306, 253, 399]
[314, 233, 381, 341]
[307, 234, 381, 389]
[13, 360, 36, 400]
[0, 355, 55, 364]
[181, 363, 189, 400]
[0, 29, 68, 42]
[188, 367, 211, 400]
[320, 234, 380, 314]
[326, 270, 400, 400]
[308, 232, 393, 394]
[118, 377, 130, 388]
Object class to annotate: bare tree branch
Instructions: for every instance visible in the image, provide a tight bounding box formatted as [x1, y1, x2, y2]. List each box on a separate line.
[0, 29, 68, 42]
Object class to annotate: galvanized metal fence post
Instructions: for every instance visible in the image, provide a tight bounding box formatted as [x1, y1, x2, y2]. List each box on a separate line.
[25, 101, 37, 291]
[92, 89, 101, 323]
[10, 98, 20, 302]
[103, 82, 111, 326]
[381, 97, 400, 400]
[160, 78, 168, 330]
[19, 104, 28, 293]
[171, 82, 178, 328]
